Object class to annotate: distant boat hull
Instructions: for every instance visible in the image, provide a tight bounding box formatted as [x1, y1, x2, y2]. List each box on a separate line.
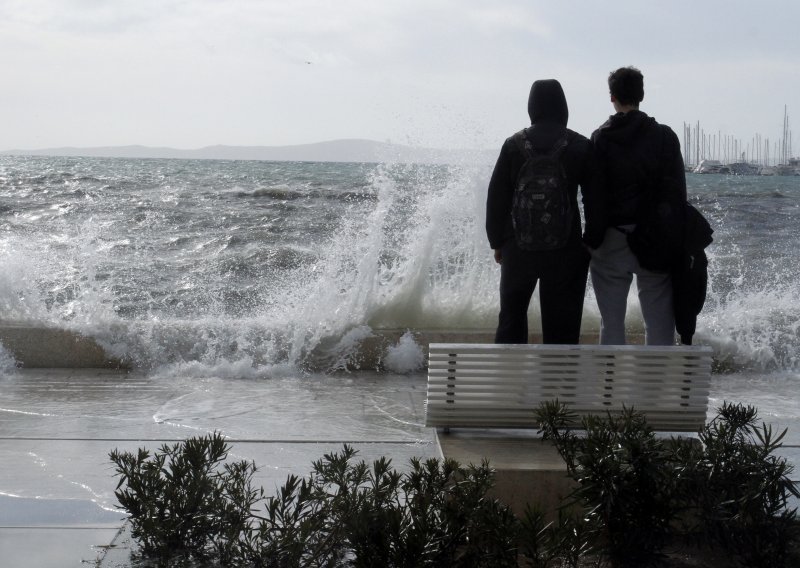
[693, 159, 729, 174]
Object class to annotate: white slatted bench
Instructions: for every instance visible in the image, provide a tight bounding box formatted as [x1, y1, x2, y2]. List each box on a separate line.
[425, 343, 713, 433]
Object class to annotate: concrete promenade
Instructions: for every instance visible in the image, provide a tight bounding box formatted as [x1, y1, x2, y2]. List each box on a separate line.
[0, 368, 436, 567]
[1, 365, 799, 567]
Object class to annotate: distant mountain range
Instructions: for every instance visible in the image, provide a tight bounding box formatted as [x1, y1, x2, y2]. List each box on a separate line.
[0, 139, 496, 165]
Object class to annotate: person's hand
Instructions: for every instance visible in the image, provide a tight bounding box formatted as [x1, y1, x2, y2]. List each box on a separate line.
[493, 249, 502, 264]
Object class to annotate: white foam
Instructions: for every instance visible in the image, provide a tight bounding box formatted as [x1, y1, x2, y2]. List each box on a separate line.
[382, 331, 424, 374]
[700, 278, 800, 371]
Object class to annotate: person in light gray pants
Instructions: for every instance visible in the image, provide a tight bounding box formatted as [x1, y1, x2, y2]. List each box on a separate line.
[589, 66, 686, 346]
[590, 225, 675, 345]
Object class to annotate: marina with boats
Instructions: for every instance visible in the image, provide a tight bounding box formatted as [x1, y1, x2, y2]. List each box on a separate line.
[684, 106, 798, 175]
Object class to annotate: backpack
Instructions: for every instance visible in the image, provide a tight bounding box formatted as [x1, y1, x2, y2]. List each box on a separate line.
[511, 130, 572, 251]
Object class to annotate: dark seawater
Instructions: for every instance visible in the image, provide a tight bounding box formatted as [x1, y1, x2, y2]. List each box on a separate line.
[0, 155, 798, 377]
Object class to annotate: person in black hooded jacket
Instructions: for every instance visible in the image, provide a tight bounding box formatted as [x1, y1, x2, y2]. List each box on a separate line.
[486, 79, 605, 344]
[589, 66, 687, 345]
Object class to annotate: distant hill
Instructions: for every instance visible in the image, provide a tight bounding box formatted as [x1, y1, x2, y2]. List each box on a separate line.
[0, 139, 496, 165]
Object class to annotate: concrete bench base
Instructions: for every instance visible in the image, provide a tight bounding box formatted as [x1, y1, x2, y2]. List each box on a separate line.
[435, 429, 576, 520]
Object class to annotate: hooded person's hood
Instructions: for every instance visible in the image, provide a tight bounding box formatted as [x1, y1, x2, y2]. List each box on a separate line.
[528, 79, 569, 127]
[525, 80, 569, 150]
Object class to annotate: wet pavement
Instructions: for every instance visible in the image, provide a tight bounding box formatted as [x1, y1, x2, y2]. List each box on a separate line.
[1, 367, 798, 567]
[0, 368, 435, 567]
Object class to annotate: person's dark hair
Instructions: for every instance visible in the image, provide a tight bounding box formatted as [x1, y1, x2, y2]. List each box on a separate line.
[608, 66, 644, 106]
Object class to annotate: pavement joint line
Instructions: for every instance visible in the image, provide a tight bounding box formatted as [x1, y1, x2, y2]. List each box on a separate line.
[0, 525, 124, 530]
[0, 437, 432, 444]
[4, 438, 797, 447]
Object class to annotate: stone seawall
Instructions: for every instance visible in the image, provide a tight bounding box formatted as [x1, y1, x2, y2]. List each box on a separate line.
[0, 324, 128, 369]
[0, 324, 616, 370]
[339, 329, 606, 371]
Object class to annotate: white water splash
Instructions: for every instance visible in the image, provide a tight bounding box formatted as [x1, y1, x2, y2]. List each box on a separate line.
[700, 279, 800, 372]
[383, 331, 425, 374]
[3, 158, 798, 377]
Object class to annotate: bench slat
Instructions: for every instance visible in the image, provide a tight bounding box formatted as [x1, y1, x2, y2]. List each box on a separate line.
[428, 343, 710, 353]
[428, 373, 710, 384]
[425, 343, 713, 432]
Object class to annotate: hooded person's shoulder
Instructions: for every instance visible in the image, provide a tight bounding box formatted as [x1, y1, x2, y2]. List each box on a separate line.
[564, 128, 592, 157]
[500, 129, 527, 155]
[503, 126, 590, 159]
[565, 128, 589, 145]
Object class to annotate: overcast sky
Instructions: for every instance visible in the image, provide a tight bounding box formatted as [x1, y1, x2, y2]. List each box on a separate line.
[1, 0, 797, 153]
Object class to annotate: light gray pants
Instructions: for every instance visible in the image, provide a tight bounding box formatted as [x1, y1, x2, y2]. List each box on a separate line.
[590, 226, 675, 345]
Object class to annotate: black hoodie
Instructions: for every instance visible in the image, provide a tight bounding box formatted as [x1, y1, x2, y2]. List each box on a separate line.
[591, 109, 686, 226]
[486, 80, 605, 250]
[594, 110, 705, 343]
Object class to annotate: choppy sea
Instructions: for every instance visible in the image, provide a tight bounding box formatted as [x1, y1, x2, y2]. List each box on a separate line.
[0, 155, 798, 381]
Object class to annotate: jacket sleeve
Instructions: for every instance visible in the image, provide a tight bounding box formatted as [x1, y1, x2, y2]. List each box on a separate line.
[485, 139, 515, 250]
[578, 139, 607, 249]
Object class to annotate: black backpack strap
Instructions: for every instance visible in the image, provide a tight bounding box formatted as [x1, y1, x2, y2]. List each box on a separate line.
[550, 135, 569, 158]
[514, 128, 569, 159]
[512, 129, 530, 156]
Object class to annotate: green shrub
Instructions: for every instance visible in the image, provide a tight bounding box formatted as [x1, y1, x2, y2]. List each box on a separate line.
[110, 432, 262, 564]
[536, 401, 679, 567]
[245, 444, 520, 567]
[519, 506, 593, 568]
[111, 403, 800, 568]
[683, 402, 800, 567]
[111, 438, 520, 567]
[536, 400, 800, 568]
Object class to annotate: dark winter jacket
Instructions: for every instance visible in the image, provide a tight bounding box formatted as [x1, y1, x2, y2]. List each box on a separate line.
[486, 80, 606, 251]
[591, 110, 686, 227]
[673, 204, 714, 344]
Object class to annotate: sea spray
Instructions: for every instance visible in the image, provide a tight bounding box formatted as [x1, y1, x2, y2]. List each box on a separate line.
[364, 163, 499, 328]
[30, 159, 501, 373]
[1, 155, 798, 376]
[700, 277, 800, 372]
[382, 331, 425, 374]
[694, 180, 800, 373]
[254, 161, 501, 370]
